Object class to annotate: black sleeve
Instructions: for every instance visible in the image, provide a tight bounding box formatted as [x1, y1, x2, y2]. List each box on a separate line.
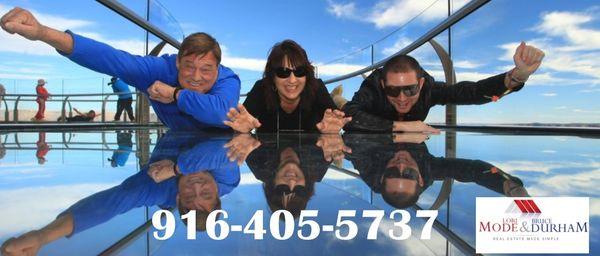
[429, 157, 519, 195]
[342, 81, 393, 132]
[430, 72, 524, 106]
[315, 79, 338, 111]
[242, 80, 265, 117]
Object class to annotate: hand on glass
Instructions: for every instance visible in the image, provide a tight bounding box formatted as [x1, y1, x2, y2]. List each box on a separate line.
[316, 109, 352, 134]
[392, 132, 432, 144]
[223, 104, 261, 133]
[393, 121, 440, 134]
[316, 134, 352, 162]
[224, 133, 261, 165]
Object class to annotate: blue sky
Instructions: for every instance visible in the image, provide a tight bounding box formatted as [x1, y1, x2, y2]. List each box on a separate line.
[0, 0, 598, 123]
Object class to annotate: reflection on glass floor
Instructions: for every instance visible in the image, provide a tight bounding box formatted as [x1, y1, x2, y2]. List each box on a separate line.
[0, 129, 597, 255]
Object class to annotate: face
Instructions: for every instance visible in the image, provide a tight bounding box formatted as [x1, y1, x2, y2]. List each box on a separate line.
[274, 147, 306, 190]
[382, 151, 423, 196]
[274, 56, 307, 104]
[177, 171, 218, 211]
[176, 52, 219, 93]
[382, 70, 424, 114]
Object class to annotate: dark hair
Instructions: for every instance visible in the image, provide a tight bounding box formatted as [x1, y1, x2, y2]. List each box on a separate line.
[178, 32, 221, 64]
[381, 185, 423, 209]
[262, 39, 318, 111]
[382, 55, 424, 81]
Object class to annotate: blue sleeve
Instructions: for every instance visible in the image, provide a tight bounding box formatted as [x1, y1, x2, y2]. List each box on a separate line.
[177, 138, 231, 173]
[58, 31, 176, 92]
[176, 66, 241, 128]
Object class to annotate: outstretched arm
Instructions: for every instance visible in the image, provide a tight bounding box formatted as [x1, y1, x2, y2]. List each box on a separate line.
[1, 7, 73, 53]
[1, 214, 73, 256]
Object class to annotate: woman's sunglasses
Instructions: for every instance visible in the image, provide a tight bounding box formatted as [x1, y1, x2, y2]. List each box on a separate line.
[275, 184, 308, 197]
[383, 83, 420, 97]
[275, 66, 307, 79]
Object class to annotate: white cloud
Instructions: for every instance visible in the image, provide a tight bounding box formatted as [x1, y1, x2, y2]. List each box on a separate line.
[326, 1, 357, 19]
[326, 0, 469, 29]
[315, 62, 368, 77]
[381, 36, 413, 56]
[497, 10, 600, 86]
[368, 0, 469, 28]
[454, 60, 482, 69]
[535, 11, 600, 51]
[541, 93, 557, 97]
[490, 160, 599, 174]
[526, 169, 600, 196]
[0, 183, 118, 236]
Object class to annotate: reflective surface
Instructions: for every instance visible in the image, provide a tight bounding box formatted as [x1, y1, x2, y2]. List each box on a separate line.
[0, 129, 598, 255]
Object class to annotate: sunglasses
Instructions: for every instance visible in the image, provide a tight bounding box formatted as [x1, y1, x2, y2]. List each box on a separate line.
[383, 83, 420, 97]
[384, 167, 419, 180]
[274, 66, 307, 79]
[274, 184, 308, 197]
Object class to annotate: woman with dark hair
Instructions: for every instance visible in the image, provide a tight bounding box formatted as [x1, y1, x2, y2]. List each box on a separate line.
[224, 40, 350, 133]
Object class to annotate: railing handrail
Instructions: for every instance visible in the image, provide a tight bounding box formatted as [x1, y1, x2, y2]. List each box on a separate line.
[96, 0, 181, 49]
[2, 92, 135, 97]
[322, 0, 490, 85]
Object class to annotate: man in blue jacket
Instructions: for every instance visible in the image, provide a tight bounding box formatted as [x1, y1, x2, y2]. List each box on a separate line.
[108, 77, 135, 122]
[1, 7, 240, 130]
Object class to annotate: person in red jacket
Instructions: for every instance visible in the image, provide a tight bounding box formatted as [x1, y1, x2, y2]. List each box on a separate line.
[33, 79, 49, 121]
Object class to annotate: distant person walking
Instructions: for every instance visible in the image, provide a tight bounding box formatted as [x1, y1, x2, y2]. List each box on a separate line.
[108, 77, 135, 122]
[33, 79, 49, 121]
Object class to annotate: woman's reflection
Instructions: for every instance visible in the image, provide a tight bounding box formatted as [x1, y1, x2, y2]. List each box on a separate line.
[1, 131, 240, 256]
[245, 134, 336, 218]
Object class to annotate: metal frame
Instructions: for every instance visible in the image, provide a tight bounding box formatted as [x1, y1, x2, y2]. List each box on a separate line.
[322, 0, 490, 85]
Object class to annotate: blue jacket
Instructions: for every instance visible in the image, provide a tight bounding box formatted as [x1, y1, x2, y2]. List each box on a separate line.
[61, 131, 240, 236]
[59, 31, 241, 130]
[110, 79, 133, 99]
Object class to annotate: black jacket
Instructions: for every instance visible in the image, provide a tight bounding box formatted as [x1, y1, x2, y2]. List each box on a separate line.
[243, 79, 337, 133]
[342, 69, 523, 132]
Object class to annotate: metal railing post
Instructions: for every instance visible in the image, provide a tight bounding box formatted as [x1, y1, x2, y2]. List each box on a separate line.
[13, 96, 21, 123]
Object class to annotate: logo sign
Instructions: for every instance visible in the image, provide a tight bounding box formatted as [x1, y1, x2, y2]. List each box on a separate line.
[476, 197, 589, 254]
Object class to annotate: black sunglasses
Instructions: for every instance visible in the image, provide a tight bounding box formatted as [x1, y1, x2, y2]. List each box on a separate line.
[274, 184, 308, 197]
[384, 167, 419, 180]
[274, 66, 307, 79]
[383, 83, 420, 97]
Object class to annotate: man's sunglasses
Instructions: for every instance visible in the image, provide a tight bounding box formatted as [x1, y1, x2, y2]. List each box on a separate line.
[275, 66, 307, 79]
[384, 167, 419, 180]
[383, 83, 420, 97]
[275, 184, 308, 197]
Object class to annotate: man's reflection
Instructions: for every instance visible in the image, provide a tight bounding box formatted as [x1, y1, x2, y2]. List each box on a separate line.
[107, 130, 133, 167]
[344, 134, 529, 209]
[246, 134, 334, 218]
[1, 131, 240, 256]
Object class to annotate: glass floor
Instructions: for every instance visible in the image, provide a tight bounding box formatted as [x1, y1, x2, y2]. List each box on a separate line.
[0, 129, 597, 255]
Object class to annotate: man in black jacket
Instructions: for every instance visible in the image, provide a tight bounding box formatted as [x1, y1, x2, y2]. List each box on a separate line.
[343, 42, 545, 132]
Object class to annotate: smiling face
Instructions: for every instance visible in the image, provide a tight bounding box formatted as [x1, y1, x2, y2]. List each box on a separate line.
[382, 70, 424, 114]
[274, 56, 307, 105]
[176, 52, 219, 93]
[177, 171, 218, 212]
[274, 147, 306, 189]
